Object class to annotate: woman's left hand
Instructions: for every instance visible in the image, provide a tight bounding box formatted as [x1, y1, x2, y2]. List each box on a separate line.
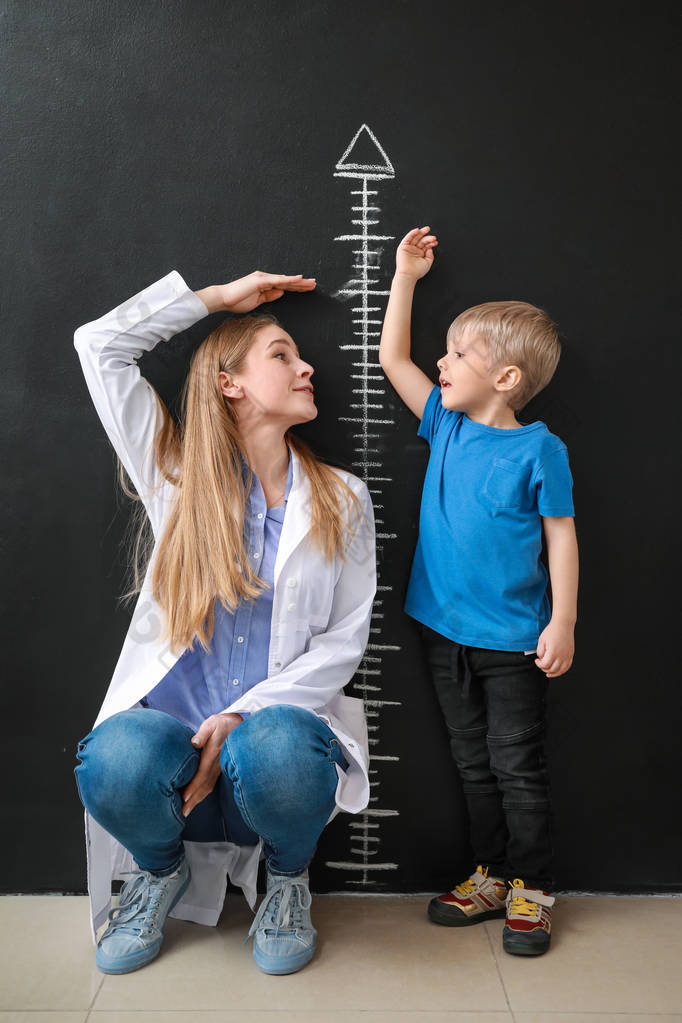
[181, 712, 244, 817]
[217, 271, 317, 313]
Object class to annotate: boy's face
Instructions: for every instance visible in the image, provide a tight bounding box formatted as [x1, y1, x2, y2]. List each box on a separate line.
[437, 326, 499, 411]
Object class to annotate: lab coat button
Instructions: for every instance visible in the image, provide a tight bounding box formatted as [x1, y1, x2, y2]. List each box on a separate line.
[286, 578, 297, 588]
[274, 661, 281, 668]
[288, 603, 296, 611]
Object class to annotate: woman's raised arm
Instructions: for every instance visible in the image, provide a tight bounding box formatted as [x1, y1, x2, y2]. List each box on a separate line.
[73, 271, 210, 533]
[73, 270, 317, 534]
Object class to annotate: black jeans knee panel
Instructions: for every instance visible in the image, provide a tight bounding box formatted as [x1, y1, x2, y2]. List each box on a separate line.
[486, 719, 545, 747]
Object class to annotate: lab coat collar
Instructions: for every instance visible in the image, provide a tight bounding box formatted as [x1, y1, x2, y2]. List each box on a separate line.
[273, 442, 312, 589]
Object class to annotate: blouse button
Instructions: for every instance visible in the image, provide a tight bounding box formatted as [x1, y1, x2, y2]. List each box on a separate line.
[237, 636, 244, 643]
[274, 661, 281, 668]
[257, 513, 263, 519]
[232, 678, 239, 686]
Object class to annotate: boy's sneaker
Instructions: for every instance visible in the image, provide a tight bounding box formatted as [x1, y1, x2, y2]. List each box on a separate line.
[503, 877, 555, 956]
[428, 865, 507, 926]
[95, 858, 190, 974]
[247, 866, 317, 975]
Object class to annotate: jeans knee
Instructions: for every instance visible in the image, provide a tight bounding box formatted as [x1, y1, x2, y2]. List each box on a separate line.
[487, 723, 549, 794]
[74, 708, 196, 816]
[250, 703, 312, 733]
[232, 705, 315, 761]
[447, 727, 491, 783]
[224, 704, 335, 817]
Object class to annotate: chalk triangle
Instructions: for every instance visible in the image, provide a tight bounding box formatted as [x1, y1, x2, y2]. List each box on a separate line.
[336, 124, 395, 175]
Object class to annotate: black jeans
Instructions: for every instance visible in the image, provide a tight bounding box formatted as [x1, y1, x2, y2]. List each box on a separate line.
[418, 622, 553, 889]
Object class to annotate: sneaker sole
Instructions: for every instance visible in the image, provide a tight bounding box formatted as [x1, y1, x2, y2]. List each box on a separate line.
[253, 938, 317, 975]
[95, 872, 191, 975]
[428, 897, 506, 927]
[502, 928, 551, 956]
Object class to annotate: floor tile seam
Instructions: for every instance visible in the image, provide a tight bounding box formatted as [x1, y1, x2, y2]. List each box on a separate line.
[484, 920, 515, 1022]
[84, 969, 105, 1021]
[53, 1012, 682, 1019]
[80, 1009, 518, 1015]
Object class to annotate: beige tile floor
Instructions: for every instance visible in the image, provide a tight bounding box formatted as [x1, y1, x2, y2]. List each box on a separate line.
[1, 894, 681, 1021]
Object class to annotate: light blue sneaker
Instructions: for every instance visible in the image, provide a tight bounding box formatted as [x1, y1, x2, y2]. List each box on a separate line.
[247, 866, 317, 975]
[95, 858, 190, 974]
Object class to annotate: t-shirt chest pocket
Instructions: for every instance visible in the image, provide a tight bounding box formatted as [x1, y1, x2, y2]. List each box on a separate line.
[482, 456, 531, 509]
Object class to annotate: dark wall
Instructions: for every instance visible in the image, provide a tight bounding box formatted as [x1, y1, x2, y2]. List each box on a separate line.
[3, 0, 680, 894]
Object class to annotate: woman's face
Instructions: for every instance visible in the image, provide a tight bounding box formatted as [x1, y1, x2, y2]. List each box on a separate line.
[219, 324, 317, 428]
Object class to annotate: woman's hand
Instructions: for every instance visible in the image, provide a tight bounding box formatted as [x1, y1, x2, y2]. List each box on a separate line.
[395, 226, 438, 280]
[217, 271, 317, 313]
[181, 712, 244, 817]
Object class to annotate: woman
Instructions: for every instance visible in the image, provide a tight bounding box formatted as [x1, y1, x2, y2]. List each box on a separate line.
[73, 268, 376, 976]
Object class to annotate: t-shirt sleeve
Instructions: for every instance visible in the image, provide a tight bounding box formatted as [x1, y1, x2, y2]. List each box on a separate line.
[417, 384, 451, 446]
[534, 446, 575, 516]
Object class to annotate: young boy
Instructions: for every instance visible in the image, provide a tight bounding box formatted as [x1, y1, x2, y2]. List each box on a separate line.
[379, 226, 578, 956]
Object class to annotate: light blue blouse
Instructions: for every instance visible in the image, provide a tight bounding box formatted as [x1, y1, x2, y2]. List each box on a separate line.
[141, 451, 293, 731]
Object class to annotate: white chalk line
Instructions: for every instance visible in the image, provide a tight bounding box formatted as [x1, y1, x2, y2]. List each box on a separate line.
[329, 125, 402, 883]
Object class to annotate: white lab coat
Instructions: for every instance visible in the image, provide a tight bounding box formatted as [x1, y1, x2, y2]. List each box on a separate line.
[73, 270, 376, 941]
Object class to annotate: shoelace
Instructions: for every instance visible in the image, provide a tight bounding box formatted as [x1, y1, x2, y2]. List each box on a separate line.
[509, 878, 539, 915]
[247, 878, 312, 943]
[101, 870, 170, 941]
[509, 895, 539, 915]
[454, 864, 489, 896]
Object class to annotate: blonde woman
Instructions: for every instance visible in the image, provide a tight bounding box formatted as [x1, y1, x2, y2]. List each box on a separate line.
[73, 269, 376, 976]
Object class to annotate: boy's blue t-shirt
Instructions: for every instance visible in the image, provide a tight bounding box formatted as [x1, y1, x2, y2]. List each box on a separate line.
[404, 385, 575, 652]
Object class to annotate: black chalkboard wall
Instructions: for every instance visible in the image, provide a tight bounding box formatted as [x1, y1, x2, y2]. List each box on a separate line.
[3, 1, 680, 895]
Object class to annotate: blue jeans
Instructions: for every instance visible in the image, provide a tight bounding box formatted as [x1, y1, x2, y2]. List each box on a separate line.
[418, 622, 553, 889]
[74, 704, 348, 878]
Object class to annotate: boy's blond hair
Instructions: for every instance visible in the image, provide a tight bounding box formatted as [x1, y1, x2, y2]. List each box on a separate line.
[448, 300, 560, 411]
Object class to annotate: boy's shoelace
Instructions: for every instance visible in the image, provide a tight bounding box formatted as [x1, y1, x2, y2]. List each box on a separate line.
[455, 878, 477, 896]
[454, 864, 489, 896]
[509, 894, 539, 915]
[508, 878, 539, 915]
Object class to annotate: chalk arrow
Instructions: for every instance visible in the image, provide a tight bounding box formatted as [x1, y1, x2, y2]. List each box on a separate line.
[335, 124, 395, 178]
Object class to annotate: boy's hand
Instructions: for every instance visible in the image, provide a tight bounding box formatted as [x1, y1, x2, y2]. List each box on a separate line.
[535, 620, 575, 678]
[395, 226, 438, 280]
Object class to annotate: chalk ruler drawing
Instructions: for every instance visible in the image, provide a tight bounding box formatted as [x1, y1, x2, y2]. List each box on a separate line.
[325, 124, 402, 886]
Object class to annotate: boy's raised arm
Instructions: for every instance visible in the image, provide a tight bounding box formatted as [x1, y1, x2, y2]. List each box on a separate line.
[379, 227, 439, 420]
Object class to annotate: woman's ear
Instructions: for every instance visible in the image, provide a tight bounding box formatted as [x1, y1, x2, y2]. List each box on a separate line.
[218, 370, 242, 399]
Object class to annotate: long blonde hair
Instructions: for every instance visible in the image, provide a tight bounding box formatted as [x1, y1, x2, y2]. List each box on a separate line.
[118, 312, 364, 655]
